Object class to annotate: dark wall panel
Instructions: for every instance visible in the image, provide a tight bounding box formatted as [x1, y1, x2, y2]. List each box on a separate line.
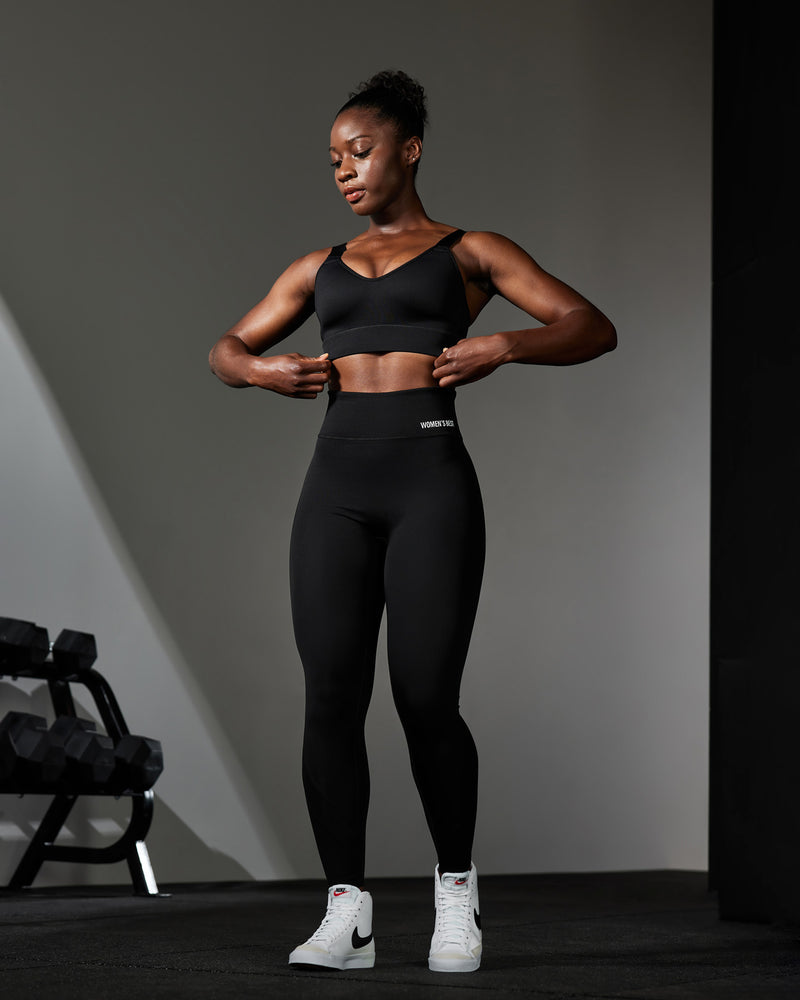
[711, 0, 800, 921]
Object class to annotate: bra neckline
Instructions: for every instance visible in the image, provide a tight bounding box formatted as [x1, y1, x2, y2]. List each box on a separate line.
[335, 230, 464, 282]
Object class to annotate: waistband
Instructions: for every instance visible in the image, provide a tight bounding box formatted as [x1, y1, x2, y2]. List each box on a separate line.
[318, 387, 461, 439]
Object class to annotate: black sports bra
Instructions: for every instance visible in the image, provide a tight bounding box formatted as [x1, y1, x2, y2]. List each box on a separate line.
[314, 229, 470, 360]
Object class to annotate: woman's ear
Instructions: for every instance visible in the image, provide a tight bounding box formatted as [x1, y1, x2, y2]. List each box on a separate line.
[405, 136, 422, 167]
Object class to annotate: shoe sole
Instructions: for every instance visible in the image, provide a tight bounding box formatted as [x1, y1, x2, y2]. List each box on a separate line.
[289, 950, 375, 970]
[428, 955, 481, 973]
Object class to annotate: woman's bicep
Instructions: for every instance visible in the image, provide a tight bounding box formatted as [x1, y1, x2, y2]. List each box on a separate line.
[223, 252, 322, 355]
[477, 233, 596, 326]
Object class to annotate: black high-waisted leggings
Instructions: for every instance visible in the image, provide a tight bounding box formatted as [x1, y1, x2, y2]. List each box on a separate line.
[289, 387, 485, 886]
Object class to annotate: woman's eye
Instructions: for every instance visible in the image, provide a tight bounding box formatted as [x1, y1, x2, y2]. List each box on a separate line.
[329, 148, 371, 169]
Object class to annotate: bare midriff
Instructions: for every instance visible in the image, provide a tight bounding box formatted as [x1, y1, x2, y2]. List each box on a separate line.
[331, 352, 438, 392]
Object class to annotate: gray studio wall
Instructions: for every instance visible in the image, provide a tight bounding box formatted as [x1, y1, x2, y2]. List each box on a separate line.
[0, 0, 711, 883]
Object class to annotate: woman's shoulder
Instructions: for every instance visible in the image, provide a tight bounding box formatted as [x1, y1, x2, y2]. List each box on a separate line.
[265, 245, 339, 300]
[297, 245, 340, 268]
[457, 229, 525, 252]
[280, 245, 339, 283]
[452, 229, 533, 273]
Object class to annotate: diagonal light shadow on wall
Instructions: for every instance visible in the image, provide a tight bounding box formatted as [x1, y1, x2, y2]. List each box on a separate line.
[0, 298, 291, 882]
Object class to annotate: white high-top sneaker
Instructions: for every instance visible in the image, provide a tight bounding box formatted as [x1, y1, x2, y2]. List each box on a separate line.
[289, 883, 375, 970]
[428, 863, 482, 972]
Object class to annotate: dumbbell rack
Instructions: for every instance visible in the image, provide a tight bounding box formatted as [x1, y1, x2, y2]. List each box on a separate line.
[1, 662, 161, 896]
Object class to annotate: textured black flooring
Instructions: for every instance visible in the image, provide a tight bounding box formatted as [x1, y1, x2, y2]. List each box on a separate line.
[1, 871, 798, 999]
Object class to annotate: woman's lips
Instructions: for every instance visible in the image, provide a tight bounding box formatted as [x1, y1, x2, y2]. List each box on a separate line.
[345, 189, 365, 203]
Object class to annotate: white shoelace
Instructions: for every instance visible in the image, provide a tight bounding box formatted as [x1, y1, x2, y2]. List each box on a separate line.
[308, 899, 358, 943]
[435, 886, 472, 947]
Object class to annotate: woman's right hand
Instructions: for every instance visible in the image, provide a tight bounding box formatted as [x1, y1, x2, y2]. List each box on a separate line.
[247, 352, 331, 399]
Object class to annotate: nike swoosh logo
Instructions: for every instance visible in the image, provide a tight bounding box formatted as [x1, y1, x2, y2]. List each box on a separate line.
[333, 889, 349, 897]
[352, 927, 373, 949]
[474, 909, 481, 930]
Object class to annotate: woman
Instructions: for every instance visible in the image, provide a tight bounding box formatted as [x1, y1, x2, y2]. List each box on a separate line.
[209, 70, 616, 974]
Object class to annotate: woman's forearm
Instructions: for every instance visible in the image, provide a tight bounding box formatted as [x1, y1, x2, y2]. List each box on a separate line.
[209, 335, 259, 388]
[498, 307, 617, 367]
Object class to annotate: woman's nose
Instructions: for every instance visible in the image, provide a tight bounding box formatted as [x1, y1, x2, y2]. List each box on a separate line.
[337, 160, 356, 182]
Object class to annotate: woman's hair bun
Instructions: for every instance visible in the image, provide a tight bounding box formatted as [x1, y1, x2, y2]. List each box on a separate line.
[338, 69, 428, 142]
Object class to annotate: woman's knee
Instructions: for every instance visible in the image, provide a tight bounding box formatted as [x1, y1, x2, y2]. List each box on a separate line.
[391, 679, 458, 733]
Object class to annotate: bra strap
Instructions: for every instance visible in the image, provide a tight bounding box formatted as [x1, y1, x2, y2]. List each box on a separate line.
[328, 242, 347, 259]
[435, 228, 465, 249]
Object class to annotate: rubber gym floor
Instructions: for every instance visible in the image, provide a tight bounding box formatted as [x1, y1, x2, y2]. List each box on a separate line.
[1, 870, 798, 999]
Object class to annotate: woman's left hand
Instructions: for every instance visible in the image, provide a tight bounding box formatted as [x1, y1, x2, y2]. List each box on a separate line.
[432, 335, 511, 388]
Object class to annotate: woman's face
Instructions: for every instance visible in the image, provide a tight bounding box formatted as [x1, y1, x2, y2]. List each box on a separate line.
[329, 108, 417, 216]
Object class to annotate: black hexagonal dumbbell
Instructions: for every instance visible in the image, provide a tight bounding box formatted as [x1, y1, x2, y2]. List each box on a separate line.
[0, 618, 50, 675]
[0, 711, 66, 788]
[110, 735, 164, 792]
[50, 629, 98, 675]
[49, 716, 115, 789]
